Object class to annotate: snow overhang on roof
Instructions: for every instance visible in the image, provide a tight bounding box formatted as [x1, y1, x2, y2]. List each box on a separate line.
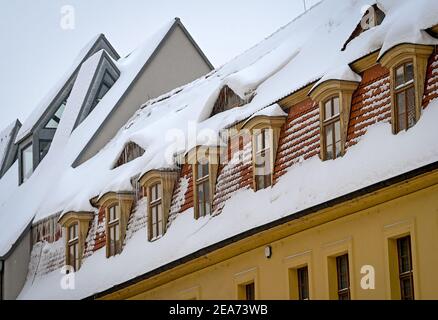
[2, 0, 438, 297]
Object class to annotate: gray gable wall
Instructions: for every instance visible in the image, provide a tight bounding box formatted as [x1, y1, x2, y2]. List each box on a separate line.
[0, 120, 21, 178]
[72, 20, 213, 167]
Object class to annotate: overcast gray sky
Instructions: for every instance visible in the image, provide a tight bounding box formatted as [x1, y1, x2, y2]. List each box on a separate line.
[0, 0, 320, 130]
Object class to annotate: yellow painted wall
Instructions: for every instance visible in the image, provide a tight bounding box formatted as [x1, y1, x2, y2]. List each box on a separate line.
[105, 175, 438, 300]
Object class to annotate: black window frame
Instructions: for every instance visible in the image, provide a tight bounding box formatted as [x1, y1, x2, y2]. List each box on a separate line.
[397, 236, 415, 300]
[336, 254, 351, 300]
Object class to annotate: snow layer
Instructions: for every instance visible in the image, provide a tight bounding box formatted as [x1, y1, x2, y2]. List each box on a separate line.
[2, 0, 438, 295]
[18, 100, 438, 299]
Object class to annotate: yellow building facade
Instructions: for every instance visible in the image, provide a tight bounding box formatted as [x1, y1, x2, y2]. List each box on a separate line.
[98, 164, 438, 300]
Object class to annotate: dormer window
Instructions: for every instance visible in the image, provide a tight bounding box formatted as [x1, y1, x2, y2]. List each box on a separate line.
[58, 211, 94, 271]
[187, 146, 221, 219]
[139, 170, 178, 241]
[309, 79, 360, 161]
[379, 44, 434, 135]
[107, 205, 121, 256]
[67, 223, 79, 271]
[322, 96, 341, 160]
[149, 183, 163, 240]
[195, 163, 211, 217]
[254, 128, 272, 190]
[114, 142, 145, 168]
[94, 192, 134, 257]
[211, 86, 251, 116]
[342, 4, 385, 51]
[241, 109, 286, 191]
[394, 61, 416, 132]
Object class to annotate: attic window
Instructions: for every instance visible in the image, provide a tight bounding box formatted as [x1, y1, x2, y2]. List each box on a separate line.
[210, 86, 251, 116]
[90, 71, 116, 112]
[342, 4, 385, 51]
[114, 142, 145, 168]
[45, 100, 67, 129]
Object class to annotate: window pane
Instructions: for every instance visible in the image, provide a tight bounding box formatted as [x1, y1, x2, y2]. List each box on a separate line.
[204, 181, 210, 215]
[245, 283, 255, 300]
[333, 97, 340, 116]
[297, 267, 309, 300]
[21, 144, 33, 182]
[158, 205, 163, 235]
[325, 100, 332, 119]
[336, 255, 349, 291]
[45, 101, 66, 129]
[255, 175, 264, 190]
[397, 92, 406, 131]
[256, 132, 263, 152]
[396, 65, 405, 87]
[39, 140, 52, 160]
[325, 124, 334, 160]
[334, 121, 341, 143]
[405, 63, 414, 82]
[407, 87, 416, 128]
[115, 205, 121, 220]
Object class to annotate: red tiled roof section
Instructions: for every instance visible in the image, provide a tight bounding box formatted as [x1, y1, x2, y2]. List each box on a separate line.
[212, 133, 253, 215]
[90, 207, 106, 253]
[274, 98, 320, 182]
[423, 50, 438, 109]
[178, 164, 194, 213]
[346, 64, 391, 148]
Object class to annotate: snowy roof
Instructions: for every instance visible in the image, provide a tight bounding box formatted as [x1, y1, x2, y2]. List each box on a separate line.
[0, 19, 180, 257]
[2, 0, 438, 298]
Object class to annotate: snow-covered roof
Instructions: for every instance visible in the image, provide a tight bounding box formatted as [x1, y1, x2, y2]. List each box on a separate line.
[18, 101, 438, 299]
[0, 19, 178, 257]
[2, 0, 438, 298]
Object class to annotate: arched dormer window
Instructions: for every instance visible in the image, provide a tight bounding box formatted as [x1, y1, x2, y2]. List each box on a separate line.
[379, 44, 434, 134]
[58, 211, 94, 271]
[241, 105, 286, 191]
[138, 170, 178, 241]
[186, 146, 222, 219]
[94, 192, 135, 257]
[113, 142, 145, 168]
[309, 79, 359, 161]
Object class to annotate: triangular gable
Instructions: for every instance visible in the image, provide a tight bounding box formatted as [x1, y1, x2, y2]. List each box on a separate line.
[113, 142, 145, 168]
[342, 4, 385, 51]
[210, 85, 251, 116]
